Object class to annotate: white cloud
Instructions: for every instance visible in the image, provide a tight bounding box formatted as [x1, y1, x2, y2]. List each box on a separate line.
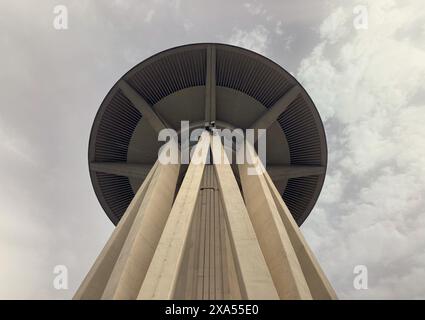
[275, 20, 283, 35]
[228, 25, 270, 55]
[144, 9, 155, 23]
[243, 1, 266, 16]
[300, 0, 425, 298]
[319, 7, 349, 43]
[0, 117, 39, 166]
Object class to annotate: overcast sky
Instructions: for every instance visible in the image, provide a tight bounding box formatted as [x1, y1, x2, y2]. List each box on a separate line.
[0, 0, 424, 299]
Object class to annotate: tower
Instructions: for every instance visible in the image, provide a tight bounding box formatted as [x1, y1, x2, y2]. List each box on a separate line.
[74, 43, 336, 300]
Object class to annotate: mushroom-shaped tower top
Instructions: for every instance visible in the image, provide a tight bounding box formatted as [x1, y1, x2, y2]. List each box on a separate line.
[88, 43, 327, 226]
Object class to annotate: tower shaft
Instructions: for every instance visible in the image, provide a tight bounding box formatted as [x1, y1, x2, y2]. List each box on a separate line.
[74, 134, 336, 300]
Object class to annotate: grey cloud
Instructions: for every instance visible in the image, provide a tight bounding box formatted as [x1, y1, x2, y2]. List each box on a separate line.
[299, 0, 425, 299]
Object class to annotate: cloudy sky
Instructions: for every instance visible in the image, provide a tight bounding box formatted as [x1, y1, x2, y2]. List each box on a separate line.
[0, 0, 424, 299]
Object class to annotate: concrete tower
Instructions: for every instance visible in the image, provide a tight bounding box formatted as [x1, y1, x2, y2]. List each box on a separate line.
[74, 44, 336, 300]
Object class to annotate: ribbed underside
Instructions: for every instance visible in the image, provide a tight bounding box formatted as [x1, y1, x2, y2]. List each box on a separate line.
[89, 44, 326, 225]
[128, 48, 207, 106]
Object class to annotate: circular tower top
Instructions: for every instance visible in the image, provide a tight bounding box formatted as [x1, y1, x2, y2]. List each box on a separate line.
[88, 43, 327, 226]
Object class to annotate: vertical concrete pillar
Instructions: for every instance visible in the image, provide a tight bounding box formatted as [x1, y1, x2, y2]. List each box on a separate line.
[238, 142, 312, 299]
[211, 136, 279, 300]
[263, 171, 337, 299]
[138, 131, 210, 299]
[101, 141, 181, 299]
[73, 162, 158, 299]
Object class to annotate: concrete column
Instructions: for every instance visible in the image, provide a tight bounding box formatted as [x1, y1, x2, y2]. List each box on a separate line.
[211, 136, 279, 300]
[73, 162, 158, 299]
[89, 162, 152, 179]
[138, 131, 210, 299]
[205, 45, 216, 122]
[119, 80, 170, 133]
[267, 165, 325, 181]
[101, 141, 181, 299]
[250, 86, 301, 131]
[263, 171, 337, 299]
[238, 142, 313, 299]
